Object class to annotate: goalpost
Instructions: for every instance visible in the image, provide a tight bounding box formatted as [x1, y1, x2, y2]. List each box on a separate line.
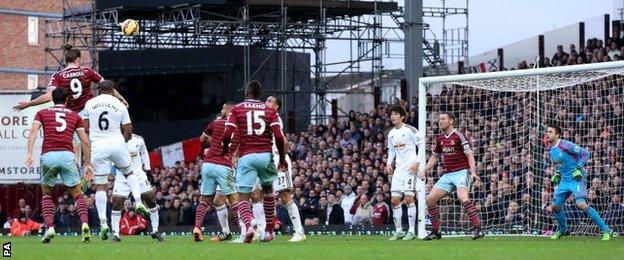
[417, 61, 624, 237]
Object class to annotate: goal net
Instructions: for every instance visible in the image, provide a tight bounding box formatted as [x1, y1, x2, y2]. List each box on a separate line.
[417, 61, 624, 236]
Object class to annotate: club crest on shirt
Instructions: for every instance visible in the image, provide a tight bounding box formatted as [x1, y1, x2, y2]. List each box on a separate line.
[450, 140, 455, 145]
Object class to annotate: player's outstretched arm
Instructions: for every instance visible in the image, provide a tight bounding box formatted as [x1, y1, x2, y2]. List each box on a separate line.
[14, 92, 52, 111]
[25, 122, 42, 167]
[112, 89, 129, 108]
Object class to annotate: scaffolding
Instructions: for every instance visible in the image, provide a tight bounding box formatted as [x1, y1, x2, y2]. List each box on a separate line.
[45, 0, 406, 123]
[421, 0, 469, 72]
[44, 0, 468, 123]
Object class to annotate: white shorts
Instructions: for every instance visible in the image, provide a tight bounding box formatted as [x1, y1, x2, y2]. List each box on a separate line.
[112, 169, 152, 197]
[272, 154, 293, 192]
[91, 139, 132, 185]
[391, 169, 415, 197]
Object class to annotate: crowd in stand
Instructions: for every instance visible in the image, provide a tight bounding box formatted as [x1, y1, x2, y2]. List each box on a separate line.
[513, 37, 624, 70]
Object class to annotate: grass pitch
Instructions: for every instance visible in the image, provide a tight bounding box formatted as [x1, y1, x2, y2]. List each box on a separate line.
[2, 234, 622, 260]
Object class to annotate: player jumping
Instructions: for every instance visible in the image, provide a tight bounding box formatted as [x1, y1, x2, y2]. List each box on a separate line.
[110, 133, 165, 242]
[83, 80, 148, 240]
[385, 106, 424, 241]
[265, 96, 306, 242]
[193, 102, 240, 242]
[26, 88, 93, 243]
[546, 125, 611, 241]
[419, 112, 484, 240]
[14, 44, 128, 163]
[222, 80, 287, 243]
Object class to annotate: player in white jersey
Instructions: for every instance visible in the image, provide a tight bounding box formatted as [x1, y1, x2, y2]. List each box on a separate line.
[82, 80, 148, 241]
[265, 96, 306, 242]
[110, 134, 165, 242]
[385, 105, 424, 241]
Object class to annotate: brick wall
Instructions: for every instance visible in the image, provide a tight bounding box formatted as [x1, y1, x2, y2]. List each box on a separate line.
[0, 0, 62, 90]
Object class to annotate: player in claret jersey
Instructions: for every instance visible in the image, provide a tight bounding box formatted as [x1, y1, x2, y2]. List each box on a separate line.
[14, 44, 128, 162]
[193, 102, 240, 243]
[222, 80, 287, 243]
[419, 112, 484, 240]
[25, 88, 94, 244]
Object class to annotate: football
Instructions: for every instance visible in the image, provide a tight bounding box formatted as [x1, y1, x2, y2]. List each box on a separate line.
[121, 19, 139, 36]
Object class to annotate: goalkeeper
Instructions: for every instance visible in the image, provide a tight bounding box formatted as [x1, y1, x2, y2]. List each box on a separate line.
[546, 125, 611, 241]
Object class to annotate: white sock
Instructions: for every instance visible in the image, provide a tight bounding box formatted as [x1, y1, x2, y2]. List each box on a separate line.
[111, 210, 121, 236]
[407, 203, 416, 233]
[238, 217, 246, 235]
[252, 203, 266, 230]
[393, 205, 403, 232]
[124, 173, 143, 203]
[149, 207, 159, 233]
[95, 190, 108, 225]
[286, 201, 304, 234]
[216, 205, 230, 235]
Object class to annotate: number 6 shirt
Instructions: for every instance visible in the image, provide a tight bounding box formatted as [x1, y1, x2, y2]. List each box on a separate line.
[83, 94, 131, 142]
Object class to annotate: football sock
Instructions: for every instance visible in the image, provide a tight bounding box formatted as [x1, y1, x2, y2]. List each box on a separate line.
[286, 200, 304, 234]
[216, 204, 230, 235]
[238, 201, 254, 230]
[42, 195, 55, 228]
[252, 202, 266, 231]
[74, 194, 89, 224]
[428, 204, 440, 232]
[194, 201, 208, 228]
[407, 203, 416, 233]
[149, 207, 159, 233]
[111, 210, 121, 236]
[585, 206, 609, 232]
[95, 190, 108, 225]
[392, 205, 403, 232]
[554, 209, 567, 233]
[263, 194, 276, 233]
[462, 200, 481, 229]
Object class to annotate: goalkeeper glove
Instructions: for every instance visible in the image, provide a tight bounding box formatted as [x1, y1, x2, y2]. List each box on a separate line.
[572, 167, 583, 181]
[551, 172, 561, 185]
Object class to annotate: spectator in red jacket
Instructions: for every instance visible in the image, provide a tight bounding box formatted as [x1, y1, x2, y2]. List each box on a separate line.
[120, 209, 148, 235]
[10, 213, 42, 237]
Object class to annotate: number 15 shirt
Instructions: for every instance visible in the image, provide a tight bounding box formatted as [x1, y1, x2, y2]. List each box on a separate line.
[224, 99, 282, 157]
